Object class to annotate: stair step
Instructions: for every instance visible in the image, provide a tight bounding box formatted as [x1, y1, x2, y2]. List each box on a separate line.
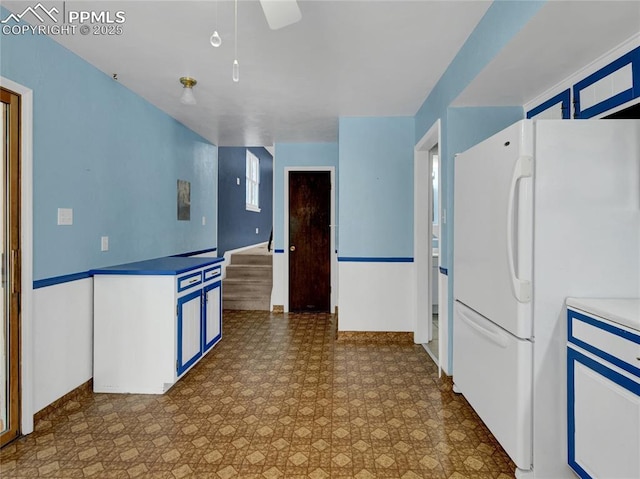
[222, 248, 273, 311]
[225, 264, 272, 280]
[223, 298, 271, 311]
[231, 254, 272, 266]
[223, 279, 272, 296]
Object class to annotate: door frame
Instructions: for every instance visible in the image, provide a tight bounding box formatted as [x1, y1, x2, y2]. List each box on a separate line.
[284, 167, 336, 313]
[414, 120, 441, 361]
[0, 77, 34, 436]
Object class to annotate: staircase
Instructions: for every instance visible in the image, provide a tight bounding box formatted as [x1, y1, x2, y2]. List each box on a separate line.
[223, 245, 273, 311]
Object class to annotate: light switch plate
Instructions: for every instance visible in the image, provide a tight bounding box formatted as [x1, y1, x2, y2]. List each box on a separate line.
[101, 236, 109, 252]
[256, 227, 259, 234]
[57, 208, 73, 225]
[202, 216, 206, 226]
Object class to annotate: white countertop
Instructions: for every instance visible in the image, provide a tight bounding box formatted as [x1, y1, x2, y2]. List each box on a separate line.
[567, 298, 640, 333]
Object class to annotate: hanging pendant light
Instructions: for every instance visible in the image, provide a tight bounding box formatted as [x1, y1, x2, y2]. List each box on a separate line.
[210, 0, 222, 47]
[233, 0, 239, 82]
[210, 31, 222, 48]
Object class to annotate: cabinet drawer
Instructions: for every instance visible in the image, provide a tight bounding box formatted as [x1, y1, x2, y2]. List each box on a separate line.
[569, 309, 640, 377]
[177, 271, 202, 292]
[203, 265, 221, 282]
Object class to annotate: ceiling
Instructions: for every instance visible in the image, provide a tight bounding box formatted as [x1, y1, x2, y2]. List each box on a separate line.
[4, 2, 639, 147]
[3, 0, 492, 146]
[453, 1, 640, 108]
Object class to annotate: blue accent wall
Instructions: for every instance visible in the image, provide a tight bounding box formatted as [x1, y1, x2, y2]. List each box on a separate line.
[217, 147, 273, 256]
[338, 117, 415, 258]
[273, 143, 339, 250]
[1, 10, 218, 280]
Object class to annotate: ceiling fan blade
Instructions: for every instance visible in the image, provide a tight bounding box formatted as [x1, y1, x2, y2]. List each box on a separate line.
[259, 0, 302, 30]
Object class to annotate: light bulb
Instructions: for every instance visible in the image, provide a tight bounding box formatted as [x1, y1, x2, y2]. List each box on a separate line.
[180, 87, 196, 105]
[210, 31, 222, 47]
[233, 59, 239, 83]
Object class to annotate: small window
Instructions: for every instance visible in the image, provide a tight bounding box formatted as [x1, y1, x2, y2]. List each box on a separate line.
[246, 150, 260, 212]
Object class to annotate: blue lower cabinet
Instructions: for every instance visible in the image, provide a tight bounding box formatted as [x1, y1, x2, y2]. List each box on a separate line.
[566, 303, 640, 479]
[177, 289, 204, 376]
[203, 281, 222, 352]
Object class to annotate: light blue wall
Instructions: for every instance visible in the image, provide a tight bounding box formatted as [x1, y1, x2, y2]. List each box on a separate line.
[413, 0, 545, 369]
[273, 143, 339, 250]
[415, 0, 545, 140]
[338, 117, 415, 258]
[1, 11, 218, 280]
[415, 0, 544, 268]
[447, 107, 525, 157]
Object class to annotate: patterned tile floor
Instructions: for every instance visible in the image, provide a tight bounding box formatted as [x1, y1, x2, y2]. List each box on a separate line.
[1, 311, 515, 478]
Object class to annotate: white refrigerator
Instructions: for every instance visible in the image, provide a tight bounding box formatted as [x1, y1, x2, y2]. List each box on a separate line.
[452, 119, 640, 478]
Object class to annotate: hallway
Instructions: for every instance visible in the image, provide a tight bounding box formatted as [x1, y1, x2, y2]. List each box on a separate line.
[1, 311, 514, 478]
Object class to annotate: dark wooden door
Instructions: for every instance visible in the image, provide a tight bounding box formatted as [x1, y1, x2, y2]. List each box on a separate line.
[289, 171, 330, 312]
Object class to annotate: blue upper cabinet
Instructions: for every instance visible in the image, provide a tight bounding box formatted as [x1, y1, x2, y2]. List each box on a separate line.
[526, 89, 571, 120]
[526, 45, 640, 120]
[574, 46, 640, 119]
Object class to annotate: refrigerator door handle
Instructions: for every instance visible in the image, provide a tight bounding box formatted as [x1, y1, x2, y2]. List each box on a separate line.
[457, 303, 509, 348]
[506, 155, 533, 303]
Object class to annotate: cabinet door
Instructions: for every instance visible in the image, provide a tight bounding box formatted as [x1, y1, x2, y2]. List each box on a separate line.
[177, 290, 203, 376]
[203, 281, 222, 352]
[568, 348, 640, 479]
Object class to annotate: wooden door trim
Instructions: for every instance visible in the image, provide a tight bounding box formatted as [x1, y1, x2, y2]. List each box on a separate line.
[283, 166, 336, 313]
[1, 86, 20, 446]
[0, 77, 34, 436]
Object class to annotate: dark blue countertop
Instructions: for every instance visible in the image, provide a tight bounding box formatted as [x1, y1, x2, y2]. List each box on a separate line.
[91, 256, 224, 276]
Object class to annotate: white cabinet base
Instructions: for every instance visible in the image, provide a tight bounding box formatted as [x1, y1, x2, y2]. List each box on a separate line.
[93, 258, 223, 394]
[567, 301, 640, 479]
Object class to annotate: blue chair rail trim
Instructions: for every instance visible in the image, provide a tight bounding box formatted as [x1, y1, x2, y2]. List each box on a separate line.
[568, 308, 640, 377]
[438, 266, 448, 275]
[33, 271, 92, 289]
[567, 346, 640, 479]
[526, 89, 570, 119]
[574, 46, 640, 119]
[274, 249, 285, 254]
[171, 247, 217, 257]
[337, 257, 414, 263]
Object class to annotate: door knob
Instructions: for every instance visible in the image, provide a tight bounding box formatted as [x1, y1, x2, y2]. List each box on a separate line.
[290, 245, 296, 252]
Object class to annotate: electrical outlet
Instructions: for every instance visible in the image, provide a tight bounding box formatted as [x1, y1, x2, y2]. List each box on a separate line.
[236, 177, 240, 185]
[101, 236, 109, 252]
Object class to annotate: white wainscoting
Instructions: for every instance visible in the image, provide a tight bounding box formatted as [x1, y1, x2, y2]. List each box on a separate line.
[338, 261, 415, 332]
[439, 271, 450, 375]
[32, 278, 94, 413]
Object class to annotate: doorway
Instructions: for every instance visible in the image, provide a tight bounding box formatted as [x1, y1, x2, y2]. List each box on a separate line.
[414, 120, 442, 373]
[1, 87, 21, 447]
[426, 145, 440, 360]
[288, 171, 331, 312]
